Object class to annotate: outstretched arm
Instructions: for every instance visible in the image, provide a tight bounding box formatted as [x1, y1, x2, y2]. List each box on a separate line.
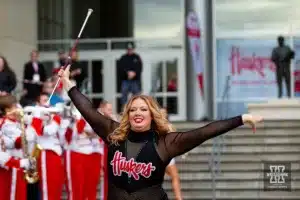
[68, 87, 119, 142]
[59, 65, 119, 142]
[158, 115, 246, 161]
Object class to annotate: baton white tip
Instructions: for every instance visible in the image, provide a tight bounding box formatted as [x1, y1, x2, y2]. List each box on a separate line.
[88, 8, 93, 14]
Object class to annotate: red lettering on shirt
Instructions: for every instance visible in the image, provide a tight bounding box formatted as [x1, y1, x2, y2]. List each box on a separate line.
[110, 151, 156, 180]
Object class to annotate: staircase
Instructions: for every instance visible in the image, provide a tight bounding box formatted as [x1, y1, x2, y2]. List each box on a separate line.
[163, 120, 300, 200]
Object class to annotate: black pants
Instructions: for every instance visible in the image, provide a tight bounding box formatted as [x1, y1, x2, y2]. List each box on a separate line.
[27, 182, 40, 200]
[276, 66, 291, 98]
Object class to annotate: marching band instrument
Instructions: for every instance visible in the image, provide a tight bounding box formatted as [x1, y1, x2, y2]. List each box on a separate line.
[6, 108, 42, 183]
[23, 105, 64, 114]
[18, 109, 41, 184]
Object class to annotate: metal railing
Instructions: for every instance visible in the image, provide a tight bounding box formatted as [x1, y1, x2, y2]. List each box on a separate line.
[11, 77, 91, 100]
[210, 75, 231, 200]
[37, 37, 183, 52]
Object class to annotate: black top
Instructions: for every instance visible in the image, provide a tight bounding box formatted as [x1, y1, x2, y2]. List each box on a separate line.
[107, 130, 168, 199]
[0, 71, 16, 93]
[68, 87, 244, 200]
[23, 61, 47, 99]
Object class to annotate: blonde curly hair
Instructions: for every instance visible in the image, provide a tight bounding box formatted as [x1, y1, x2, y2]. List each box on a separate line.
[108, 95, 175, 145]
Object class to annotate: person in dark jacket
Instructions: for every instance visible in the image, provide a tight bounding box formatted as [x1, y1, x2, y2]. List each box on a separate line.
[0, 56, 17, 95]
[271, 36, 295, 98]
[119, 43, 143, 105]
[23, 50, 47, 101]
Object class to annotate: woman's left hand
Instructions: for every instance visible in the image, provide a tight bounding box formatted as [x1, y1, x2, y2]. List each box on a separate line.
[242, 114, 263, 133]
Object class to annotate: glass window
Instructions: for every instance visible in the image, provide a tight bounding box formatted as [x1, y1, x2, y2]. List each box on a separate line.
[215, 0, 300, 37]
[91, 61, 103, 93]
[40, 61, 55, 78]
[38, 0, 66, 40]
[151, 59, 178, 114]
[134, 0, 183, 39]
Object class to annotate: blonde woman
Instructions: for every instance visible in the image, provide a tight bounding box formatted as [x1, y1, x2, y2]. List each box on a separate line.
[58, 65, 263, 200]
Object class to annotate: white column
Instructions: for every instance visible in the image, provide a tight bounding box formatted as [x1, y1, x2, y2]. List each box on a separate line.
[0, 0, 37, 87]
[185, 0, 212, 120]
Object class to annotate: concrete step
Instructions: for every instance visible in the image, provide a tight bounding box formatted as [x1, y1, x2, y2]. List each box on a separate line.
[167, 198, 300, 200]
[180, 152, 300, 162]
[163, 180, 300, 190]
[196, 142, 300, 147]
[199, 129, 300, 137]
[189, 144, 300, 154]
[166, 190, 300, 199]
[167, 197, 300, 200]
[63, 193, 300, 200]
[225, 128, 300, 136]
[173, 171, 300, 181]
[201, 136, 300, 145]
[174, 120, 300, 130]
[175, 162, 300, 172]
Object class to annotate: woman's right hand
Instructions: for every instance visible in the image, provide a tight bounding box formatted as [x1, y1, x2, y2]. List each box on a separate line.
[58, 65, 76, 92]
[242, 114, 263, 133]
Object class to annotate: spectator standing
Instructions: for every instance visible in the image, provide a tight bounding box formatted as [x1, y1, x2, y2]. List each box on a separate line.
[119, 43, 143, 106]
[0, 56, 17, 95]
[23, 50, 47, 102]
[271, 36, 295, 98]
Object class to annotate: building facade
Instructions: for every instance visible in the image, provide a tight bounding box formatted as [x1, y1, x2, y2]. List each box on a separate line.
[1, 0, 299, 121]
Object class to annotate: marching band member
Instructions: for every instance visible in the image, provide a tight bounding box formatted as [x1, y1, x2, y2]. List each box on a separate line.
[0, 130, 34, 170]
[64, 106, 101, 200]
[59, 113, 76, 200]
[0, 150, 35, 200]
[0, 128, 26, 200]
[23, 107, 40, 200]
[0, 94, 27, 200]
[86, 125, 103, 200]
[0, 122, 11, 200]
[26, 94, 65, 200]
[37, 113, 64, 200]
[0, 94, 40, 200]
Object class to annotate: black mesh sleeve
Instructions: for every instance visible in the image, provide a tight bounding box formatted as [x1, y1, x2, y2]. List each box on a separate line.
[157, 116, 243, 161]
[68, 87, 119, 142]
